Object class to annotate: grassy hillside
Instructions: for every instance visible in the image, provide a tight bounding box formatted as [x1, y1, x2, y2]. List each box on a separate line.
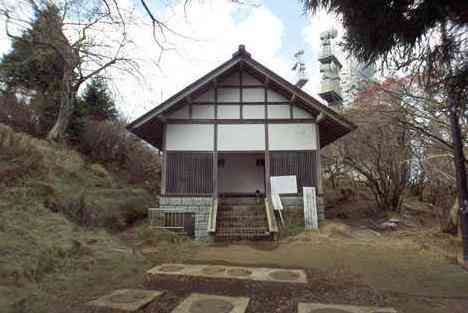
[0, 124, 155, 312]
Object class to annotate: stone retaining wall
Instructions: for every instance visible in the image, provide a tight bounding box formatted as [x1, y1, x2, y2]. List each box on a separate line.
[158, 196, 212, 240]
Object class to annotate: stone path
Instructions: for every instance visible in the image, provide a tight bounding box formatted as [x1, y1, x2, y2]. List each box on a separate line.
[86, 289, 164, 312]
[171, 293, 249, 313]
[297, 303, 397, 313]
[85, 264, 398, 313]
[147, 263, 308, 284]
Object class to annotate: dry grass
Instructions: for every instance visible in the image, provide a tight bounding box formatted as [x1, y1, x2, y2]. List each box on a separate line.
[0, 124, 167, 313]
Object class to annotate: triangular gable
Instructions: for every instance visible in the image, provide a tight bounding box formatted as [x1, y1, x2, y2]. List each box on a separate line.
[128, 45, 356, 148]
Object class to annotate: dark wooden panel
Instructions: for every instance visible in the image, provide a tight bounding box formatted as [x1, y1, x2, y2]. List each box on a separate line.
[270, 151, 317, 193]
[166, 152, 213, 194]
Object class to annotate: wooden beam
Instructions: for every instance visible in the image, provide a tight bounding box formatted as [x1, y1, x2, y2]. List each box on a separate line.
[186, 97, 193, 119]
[264, 85, 271, 196]
[289, 94, 295, 119]
[213, 84, 219, 199]
[161, 123, 167, 195]
[316, 112, 325, 123]
[239, 64, 243, 120]
[165, 118, 316, 124]
[315, 124, 322, 195]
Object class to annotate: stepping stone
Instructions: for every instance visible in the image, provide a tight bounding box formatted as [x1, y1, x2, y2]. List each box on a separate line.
[86, 289, 164, 312]
[171, 293, 249, 313]
[147, 263, 307, 283]
[298, 303, 397, 313]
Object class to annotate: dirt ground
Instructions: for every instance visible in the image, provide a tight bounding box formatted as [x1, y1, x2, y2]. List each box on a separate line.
[16, 220, 467, 313]
[189, 221, 468, 313]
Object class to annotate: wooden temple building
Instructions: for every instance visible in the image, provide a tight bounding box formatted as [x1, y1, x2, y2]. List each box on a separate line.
[128, 45, 355, 240]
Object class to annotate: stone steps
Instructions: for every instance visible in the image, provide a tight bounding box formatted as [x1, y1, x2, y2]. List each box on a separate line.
[215, 201, 271, 242]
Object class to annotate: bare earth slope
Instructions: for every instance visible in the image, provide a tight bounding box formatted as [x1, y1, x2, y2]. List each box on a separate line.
[0, 124, 151, 312]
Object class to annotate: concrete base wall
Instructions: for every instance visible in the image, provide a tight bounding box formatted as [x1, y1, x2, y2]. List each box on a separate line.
[159, 196, 212, 240]
[280, 194, 325, 226]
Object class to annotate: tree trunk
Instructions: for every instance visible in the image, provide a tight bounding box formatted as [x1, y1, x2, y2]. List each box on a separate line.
[448, 91, 468, 268]
[440, 22, 467, 269]
[46, 28, 79, 142]
[47, 67, 75, 142]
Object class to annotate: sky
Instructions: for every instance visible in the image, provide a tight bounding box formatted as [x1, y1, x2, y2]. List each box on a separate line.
[0, 0, 345, 120]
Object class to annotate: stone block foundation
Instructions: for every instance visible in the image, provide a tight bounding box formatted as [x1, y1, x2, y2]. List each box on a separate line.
[158, 196, 212, 241]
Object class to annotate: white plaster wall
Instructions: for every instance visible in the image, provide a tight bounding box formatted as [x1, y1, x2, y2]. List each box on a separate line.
[218, 124, 265, 151]
[243, 105, 265, 119]
[167, 104, 189, 119]
[268, 123, 317, 150]
[218, 88, 240, 102]
[268, 104, 290, 119]
[218, 153, 265, 193]
[166, 124, 214, 151]
[293, 105, 314, 118]
[192, 104, 215, 119]
[194, 88, 214, 102]
[218, 105, 240, 119]
[242, 73, 262, 86]
[267, 89, 289, 102]
[243, 88, 264, 102]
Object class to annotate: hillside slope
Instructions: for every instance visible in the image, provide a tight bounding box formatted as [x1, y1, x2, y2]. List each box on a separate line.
[0, 124, 154, 312]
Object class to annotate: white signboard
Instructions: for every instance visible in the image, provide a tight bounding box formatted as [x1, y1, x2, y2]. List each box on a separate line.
[303, 187, 318, 230]
[270, 176, 297, 194]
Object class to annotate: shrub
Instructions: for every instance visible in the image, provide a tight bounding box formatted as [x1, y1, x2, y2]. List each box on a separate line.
[136, 224, 187, 245]
[0, 124, 44, 184]
[0, 93, 40, 137]
[79, 120, 160, 193]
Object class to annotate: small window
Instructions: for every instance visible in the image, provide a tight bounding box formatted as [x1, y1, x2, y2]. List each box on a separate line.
[256, 159, 265, 167]
[218, 159, 225, 167]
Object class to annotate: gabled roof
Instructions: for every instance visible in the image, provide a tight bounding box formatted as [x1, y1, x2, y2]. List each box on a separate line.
[127, 45, 356, 149]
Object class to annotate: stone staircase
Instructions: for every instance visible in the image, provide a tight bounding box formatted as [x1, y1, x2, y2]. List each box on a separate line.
[215, 198, 271, 241]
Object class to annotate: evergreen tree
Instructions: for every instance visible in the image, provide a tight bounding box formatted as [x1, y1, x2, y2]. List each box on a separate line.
[80, 77, 118, 121]
[0, 4, 64, 134]
[67, 77, 118, 141]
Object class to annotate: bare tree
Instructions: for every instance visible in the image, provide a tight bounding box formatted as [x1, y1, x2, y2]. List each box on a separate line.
[1, 0, 136, 141]
[336, 81, 412, 212]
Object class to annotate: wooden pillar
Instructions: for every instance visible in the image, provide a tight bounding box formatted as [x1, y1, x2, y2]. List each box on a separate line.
[315, 122, 323, 194]
[289, 94, 296, 119]
[264, 81, 271, 196]
[315, 123, 324, 221]
[239, 65, 243, 120]
[213, 82, 218, 199]
[161, 123, 167, 195]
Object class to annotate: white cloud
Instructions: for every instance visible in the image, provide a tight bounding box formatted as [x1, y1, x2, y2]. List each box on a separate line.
[0, 0, 291, 120]
[109, 0, 291, 120]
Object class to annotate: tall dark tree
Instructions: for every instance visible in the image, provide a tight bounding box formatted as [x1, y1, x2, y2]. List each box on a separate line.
[0, 4, 63, 133]
[302, 0, 468, 267]
[81, 77, 118, 121]
[67, 77, 118, 140]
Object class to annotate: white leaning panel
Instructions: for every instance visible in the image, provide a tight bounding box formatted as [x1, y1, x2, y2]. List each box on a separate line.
[218, 124, 265, 151]
[268, 123, 317, 150]
[166, 124, 214, 151]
